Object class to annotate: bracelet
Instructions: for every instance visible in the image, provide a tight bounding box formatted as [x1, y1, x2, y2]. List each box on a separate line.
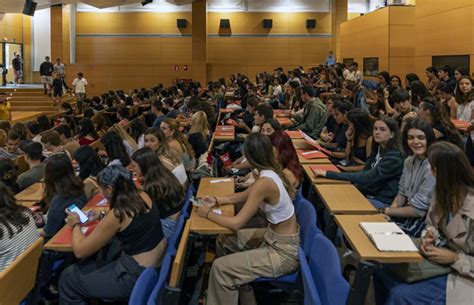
[72, 223, 81, 229]
[205, 210, 213, 219]
[378, 207, 386, 214]
[214, 196, 220, 208]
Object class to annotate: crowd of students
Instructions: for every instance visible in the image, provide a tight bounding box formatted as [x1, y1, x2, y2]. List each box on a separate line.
[0, 62, 472, 305]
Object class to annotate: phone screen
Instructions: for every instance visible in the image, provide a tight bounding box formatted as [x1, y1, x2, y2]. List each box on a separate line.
[68, 204, 89, 224]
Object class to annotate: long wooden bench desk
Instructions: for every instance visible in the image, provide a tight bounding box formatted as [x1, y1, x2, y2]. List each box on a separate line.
[302, 164, 350, 185]
[15, 182, 44, 206]
[314, 184, 377, 215]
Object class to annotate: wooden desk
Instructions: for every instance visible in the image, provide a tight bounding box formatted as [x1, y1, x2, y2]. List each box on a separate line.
[15, 183, 44, 203]
[296, 150, 332, 164]
[334, 214, 422, 263]
[314, 184, 377, 215]
[189, 205, 235, 235]
[196, 177, 235, 198]
[291, 139, 314, 150]
[302, 164, 350, 185]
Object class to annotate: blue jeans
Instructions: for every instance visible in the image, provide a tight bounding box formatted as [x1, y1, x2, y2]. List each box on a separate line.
[368, 198, 390, 209]
[373, 267, 447, 305]
[161, 217, 177, 240]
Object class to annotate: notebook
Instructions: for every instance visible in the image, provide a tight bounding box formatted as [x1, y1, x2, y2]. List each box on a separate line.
[451, 119, 470, 130]
[360, 222, 419, 252]
[300, 131, 332, 155]
[298, 150, 328, 159]
[285, 130, 303, 139]
[277, 118, 292, 126]
[309, 164, 340, 175]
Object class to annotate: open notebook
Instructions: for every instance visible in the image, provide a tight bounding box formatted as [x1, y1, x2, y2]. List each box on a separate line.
[360, 222, 419, 252]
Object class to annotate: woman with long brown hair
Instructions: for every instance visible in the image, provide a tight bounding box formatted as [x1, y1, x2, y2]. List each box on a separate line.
[160, 118, 196, 171]
[374, 142, 474, 305]
[196, 133, 299, 305]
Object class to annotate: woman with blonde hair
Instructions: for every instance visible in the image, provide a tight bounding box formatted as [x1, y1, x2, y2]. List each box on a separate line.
[110, 124, 138, 156]
[143, 127, 188, 186]
[188, 111, 209, 159]
[160, 118, 196, 171]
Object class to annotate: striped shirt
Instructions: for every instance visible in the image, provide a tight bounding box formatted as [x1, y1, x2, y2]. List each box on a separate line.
[0, 211, 40, 272]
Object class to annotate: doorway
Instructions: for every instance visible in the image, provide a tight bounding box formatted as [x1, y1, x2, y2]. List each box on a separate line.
[3, 43, 23, 84]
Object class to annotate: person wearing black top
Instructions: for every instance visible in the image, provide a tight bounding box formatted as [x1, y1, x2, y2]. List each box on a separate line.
[59, 165, 165, 304]
[40, 56, 54, 94]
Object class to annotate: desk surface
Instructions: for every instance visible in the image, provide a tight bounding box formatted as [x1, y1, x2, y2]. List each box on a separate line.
[314, 184, 377, 215]
[302, 164, 350, 185]
[334, 214, 423, 263]
[189, 205, 235, 235]
[193, 177, 235, 234]
[196, 177, 235, 198]
[291, 139, 314, 150]
[15, 183, 44, 203]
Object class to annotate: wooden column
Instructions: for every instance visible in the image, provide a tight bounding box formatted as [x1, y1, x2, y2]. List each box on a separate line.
[331, 0, 348, 61]
[192, 0, 207, 85]
[50, 5, 63, 62]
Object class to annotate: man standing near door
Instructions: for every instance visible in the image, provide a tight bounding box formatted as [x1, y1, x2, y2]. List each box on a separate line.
[12, 53, 22, 85]
[40, 56, 54, 94]
[54, 58, 70, 92]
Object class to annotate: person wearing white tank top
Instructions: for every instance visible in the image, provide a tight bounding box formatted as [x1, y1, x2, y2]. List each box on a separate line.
[196, 133, 300, 305]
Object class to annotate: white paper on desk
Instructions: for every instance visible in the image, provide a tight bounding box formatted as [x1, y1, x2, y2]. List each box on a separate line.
[360, 222, 418, 252]
[81, 227, 89, 234]
[213, 209, 223, 215]
[210, 178, 232, 184]
[97, 198, 107, 206]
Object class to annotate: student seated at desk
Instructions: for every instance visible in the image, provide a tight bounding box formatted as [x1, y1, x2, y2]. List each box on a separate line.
[378, 118, 436, 237]
[374, 142, 474, 305]
[0, 131, 23, 160]
[335, 109, 373, 171]
[11, 122, 33, 152]
[188, 111, 210, 159]
[100, 130, 131, 167]
[59, 165, 166, 304]
[143, 128, 187, 186]
[0, 182, 39, 272]
[56, 124, 80, 158]
[0, 158, 19, 193]
[314, 117, 404, 207]
[40, 154, 87, 239]
[41, 130, 72, 160]
[78, 118, 99, 146]
[269, 130, 302, 188]
[319, 97, 352, 151]
[260, 118, 282, 136]
[161, 118, 196, 171]
[16, 142, 45, 191]
[131, 148, 184, 239]
[196, 133, 299, 305]
[289, 86, 327, 139]
[74, 145, 105, 200]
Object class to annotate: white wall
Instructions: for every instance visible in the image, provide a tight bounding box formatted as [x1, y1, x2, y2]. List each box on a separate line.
[32, 8, 51, 71]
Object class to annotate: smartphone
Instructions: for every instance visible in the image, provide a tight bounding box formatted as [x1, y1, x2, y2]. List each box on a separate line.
[67, 204, 89, 224]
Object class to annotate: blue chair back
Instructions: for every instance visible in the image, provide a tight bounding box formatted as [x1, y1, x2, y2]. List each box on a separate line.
[129, 268, 159, 305]
[298, 247, 322, 305]
[147, 252, 174, 305]
[295, 198, 318, 254]
[309, 234, 350, 305]
[181, 185, 195, 219]
[167, 215, 186, 255]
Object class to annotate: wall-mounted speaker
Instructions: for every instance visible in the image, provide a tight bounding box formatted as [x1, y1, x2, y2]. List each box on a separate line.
[177, 19, 187, 28]
[22, 0, 37, 16]
[306, 19, 316, 29]
[263, 19, 273, 29]
[220, 19, 230, 29]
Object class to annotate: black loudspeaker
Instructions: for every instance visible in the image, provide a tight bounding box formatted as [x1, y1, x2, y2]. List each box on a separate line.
[220, 19, 230, 29]
[141, 0, 153, 6]
[177, 19, 187, 28]
[263, 19, 273, 29]
[306, 19, 316, 29]
[22, 0, 37, 16]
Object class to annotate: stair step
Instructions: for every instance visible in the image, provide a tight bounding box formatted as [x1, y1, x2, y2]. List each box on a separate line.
[0, 88, 44, 93]
[11, 105, 58, 111]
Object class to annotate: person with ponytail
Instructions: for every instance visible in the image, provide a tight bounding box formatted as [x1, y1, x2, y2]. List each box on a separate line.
[59, 164, 166, 304]
[132, 148, 184, 239]
[196, 133, 299, 305]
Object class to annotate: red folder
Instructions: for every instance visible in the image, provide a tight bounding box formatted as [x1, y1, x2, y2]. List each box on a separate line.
[285, 131, 303, 139]
[277, 118, 292, 126]
[214, 131, 234, 137]
[297, 150, 328, 160]
[300, 131, 332, 155]
[84, 193, 108, 209]
[220, 108, 234, 113]
[451, 119, 470, 130]
[225, 118, 240, 127]
[216, 125, 235, 132]
[309, 164, 340, 176]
